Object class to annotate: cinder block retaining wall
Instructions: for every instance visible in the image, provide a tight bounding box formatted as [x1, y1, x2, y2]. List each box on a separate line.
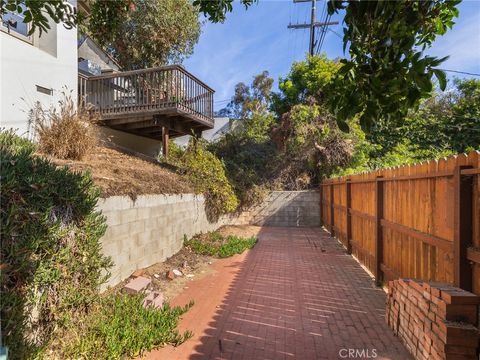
[97, 190, 320, 287]
[235, 191, 321, 227]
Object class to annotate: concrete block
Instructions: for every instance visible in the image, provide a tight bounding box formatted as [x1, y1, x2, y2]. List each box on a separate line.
[124, 276, 151, 294]
[119, 208, 139, 224]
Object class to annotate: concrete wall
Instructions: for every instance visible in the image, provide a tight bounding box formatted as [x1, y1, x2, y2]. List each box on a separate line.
[1, 14, 78, 138]
[235, 191, 321, 227]
[98, 190, 320, 287]
[99, 127, 162, 158]
[98, 194, 227, 287]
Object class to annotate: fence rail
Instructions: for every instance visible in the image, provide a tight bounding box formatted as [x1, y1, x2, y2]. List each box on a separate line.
[320, 151, 480, 295]
[78, 65, 214, 125]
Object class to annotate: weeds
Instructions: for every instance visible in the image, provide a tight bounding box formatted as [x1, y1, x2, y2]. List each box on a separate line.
[166, 139, 239, 220]
[29, 91, 99, 160]
[56, 294, 193, 359]
[184, 232, 257, 258]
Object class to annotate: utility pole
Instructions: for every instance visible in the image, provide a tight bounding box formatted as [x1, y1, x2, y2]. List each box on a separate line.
[309, 0, 316, 56]
[288, 0, 338, 56]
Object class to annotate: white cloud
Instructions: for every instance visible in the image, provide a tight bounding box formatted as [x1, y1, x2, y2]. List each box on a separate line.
[427, 10, 480, 73]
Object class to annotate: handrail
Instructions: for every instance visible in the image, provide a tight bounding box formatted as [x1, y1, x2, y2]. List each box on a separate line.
[86, 65, 215, 93]
[78, 66, 215, 124]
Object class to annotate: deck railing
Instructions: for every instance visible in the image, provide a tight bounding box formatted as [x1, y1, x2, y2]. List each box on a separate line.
[78, 65, 214, 125]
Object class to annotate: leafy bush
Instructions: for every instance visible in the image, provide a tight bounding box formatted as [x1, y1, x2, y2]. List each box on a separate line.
[209, 126, 276, 208]
[29, 91, 99, 160]
[0, 130, 112, 358]
[167, 139, 239, 220]
[184, 232, 257, 258]
[58, 294, 193, 359]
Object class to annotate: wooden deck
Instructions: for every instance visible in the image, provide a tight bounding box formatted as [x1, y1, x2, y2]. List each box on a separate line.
[78, 65, 214, 153]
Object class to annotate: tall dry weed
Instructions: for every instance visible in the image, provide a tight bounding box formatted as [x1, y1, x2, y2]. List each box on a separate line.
[29, 91, 99, 160]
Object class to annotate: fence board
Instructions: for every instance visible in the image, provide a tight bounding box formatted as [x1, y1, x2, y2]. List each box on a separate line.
[320, 151, 480, 294]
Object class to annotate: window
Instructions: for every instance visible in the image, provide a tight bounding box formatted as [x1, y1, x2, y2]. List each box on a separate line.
[1, 3, 32, 42]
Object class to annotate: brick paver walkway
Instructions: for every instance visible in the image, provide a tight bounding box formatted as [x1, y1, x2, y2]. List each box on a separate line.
[145, 227, 411, 360]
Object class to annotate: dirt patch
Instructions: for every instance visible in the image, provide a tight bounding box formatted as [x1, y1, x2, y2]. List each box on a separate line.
[45, 146, 193, 198]
[132, 247, 215, 302]
[112, 226, 261, 302]
[216, 225, 262, 239]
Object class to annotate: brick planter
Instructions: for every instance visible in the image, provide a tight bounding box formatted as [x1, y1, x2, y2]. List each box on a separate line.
[386, 279, 480, 360]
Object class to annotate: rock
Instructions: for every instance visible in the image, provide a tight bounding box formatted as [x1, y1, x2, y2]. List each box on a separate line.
[132, 269, 145, 277]
[124, 276, 151, 294]
[153, 273, 160, 279]
[208, 261, 212, 265]
[172, 269, 183, 277]
[181, 261, 188, 269]
[166, 270, 175, 280]
[186, 274, 194, 278]
[143, 291, 164, 309]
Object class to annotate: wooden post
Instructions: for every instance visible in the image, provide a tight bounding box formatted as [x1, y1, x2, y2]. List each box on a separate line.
[453, 165, 473, 291]
[162, 126, 169, 158]
[375, 176, 384, 285]
[330, 183, 335, 237]
[319, 184, 323, 227]
[346, 179, 352, 254]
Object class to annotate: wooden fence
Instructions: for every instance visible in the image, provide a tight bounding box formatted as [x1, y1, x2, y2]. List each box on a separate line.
[320, 151, 480, 295]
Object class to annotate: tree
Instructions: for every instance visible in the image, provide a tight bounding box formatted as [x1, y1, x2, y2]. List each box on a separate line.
[271, 54, 340, 116]
[327, 0, 461, 131]
[1, 0, 77, 35]
[218, 71, 273, 119]
[86, 0, 201, 70]
[370, 78, 480, 156]
[193, 0, 257, 23]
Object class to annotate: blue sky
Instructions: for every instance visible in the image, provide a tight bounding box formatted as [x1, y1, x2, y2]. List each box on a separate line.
[184, 0, 480, 111]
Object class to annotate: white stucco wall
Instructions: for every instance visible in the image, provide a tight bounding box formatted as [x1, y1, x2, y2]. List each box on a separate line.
[0, 21, 78, 138]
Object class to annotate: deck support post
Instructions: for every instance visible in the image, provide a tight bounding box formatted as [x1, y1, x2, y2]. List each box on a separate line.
[453, 165, 473, 291]
[346, 179, 352, 254]
[162, 127, 169, 158]
[375, 176, 384, 285]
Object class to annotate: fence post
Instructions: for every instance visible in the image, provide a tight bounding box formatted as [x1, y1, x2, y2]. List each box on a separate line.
[330, 183, 335, 237]
[375, 176, 384, 285]
[453, 165, 473, 291]
[346, 179, 352, 254]
[319, 184, 323, 227]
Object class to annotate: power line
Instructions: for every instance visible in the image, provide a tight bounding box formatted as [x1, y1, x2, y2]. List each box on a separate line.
[288, 0, 338, 56]
[439, 69, 480, 77]
[327, 27, 343, 39]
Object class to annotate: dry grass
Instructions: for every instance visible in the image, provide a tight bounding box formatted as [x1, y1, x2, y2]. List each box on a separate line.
[48, 146, 193, 198]
[30, 92, 99, 160]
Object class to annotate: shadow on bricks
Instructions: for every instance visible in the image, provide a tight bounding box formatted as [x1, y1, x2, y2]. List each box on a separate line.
[146, 227, 412, 360]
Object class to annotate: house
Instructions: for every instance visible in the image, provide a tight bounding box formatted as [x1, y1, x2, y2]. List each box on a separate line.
[1, 2, 77, 138]
[175, 117, 243, 147]
[78, 34, 121, 76]
[1, 1, 215, 157]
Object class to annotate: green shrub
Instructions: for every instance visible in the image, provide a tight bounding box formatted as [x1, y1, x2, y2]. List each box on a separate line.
[209, 132, 276, 208]
[167, 139, 239, 220]
[0, 130, 112, 358]
[59, 294, 193, 359]
[184, 232, 257, 258]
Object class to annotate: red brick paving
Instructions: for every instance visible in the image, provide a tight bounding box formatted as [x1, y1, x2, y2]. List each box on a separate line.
[144, 227, 411, 360]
